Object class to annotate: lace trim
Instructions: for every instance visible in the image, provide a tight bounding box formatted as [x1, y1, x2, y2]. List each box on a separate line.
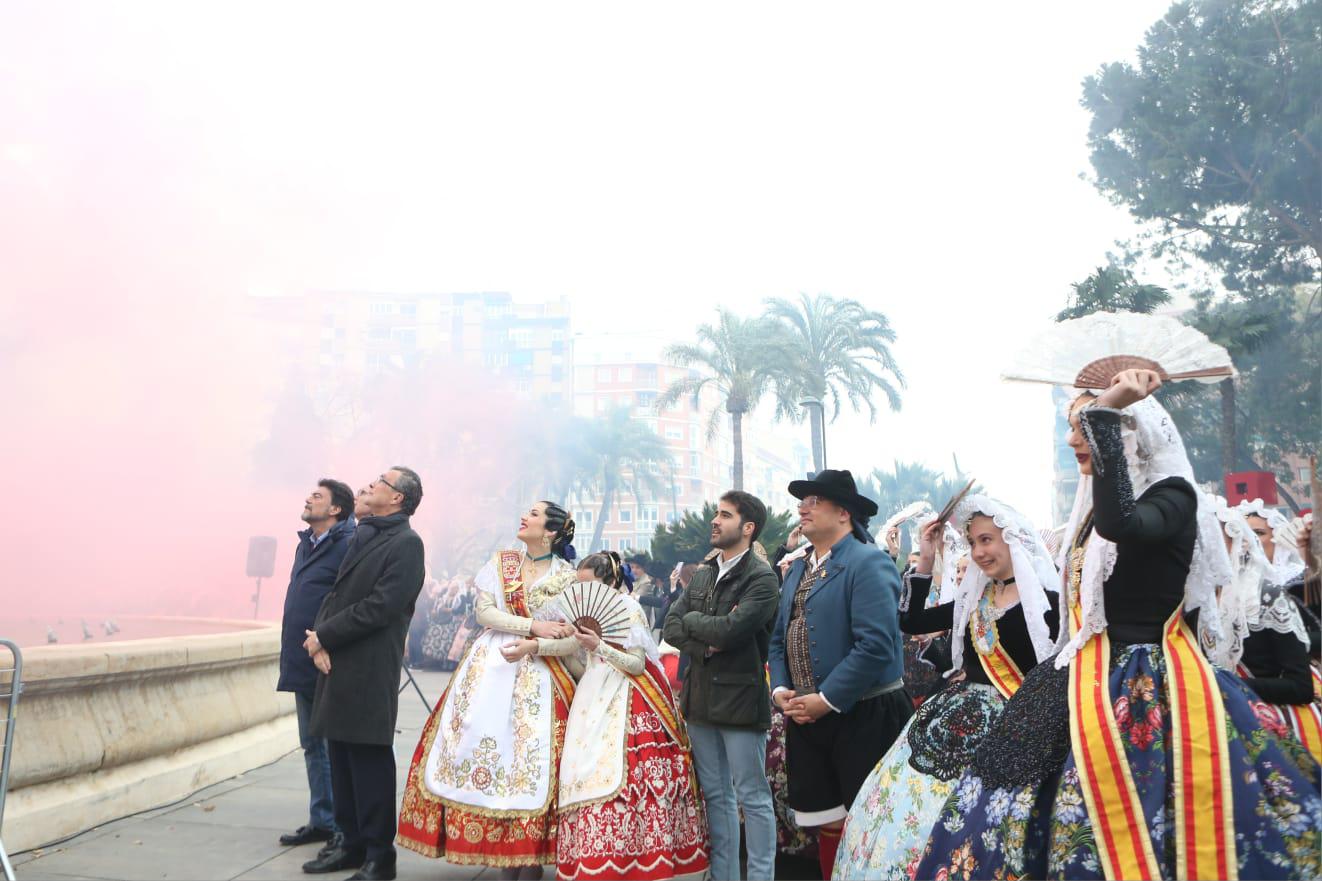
[1249, 585, 1311, 648]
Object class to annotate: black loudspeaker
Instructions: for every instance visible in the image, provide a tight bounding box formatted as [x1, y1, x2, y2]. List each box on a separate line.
[246, 536, 278, 578]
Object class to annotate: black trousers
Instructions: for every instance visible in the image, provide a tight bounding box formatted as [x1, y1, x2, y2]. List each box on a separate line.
[785, 688, 913, 819]
[327, 739, 397, 861]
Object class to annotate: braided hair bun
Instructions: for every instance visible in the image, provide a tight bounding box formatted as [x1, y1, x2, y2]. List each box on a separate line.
[540, 501, 578, 562]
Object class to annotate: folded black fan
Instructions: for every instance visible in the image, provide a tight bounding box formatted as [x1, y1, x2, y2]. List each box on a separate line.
[559, 580, 632, 646]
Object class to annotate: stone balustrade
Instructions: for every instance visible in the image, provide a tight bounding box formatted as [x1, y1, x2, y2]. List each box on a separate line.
[1, 618, 296, 852]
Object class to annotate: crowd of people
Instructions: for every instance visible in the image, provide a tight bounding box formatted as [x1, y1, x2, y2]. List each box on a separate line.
[271, 367, 1320, 881]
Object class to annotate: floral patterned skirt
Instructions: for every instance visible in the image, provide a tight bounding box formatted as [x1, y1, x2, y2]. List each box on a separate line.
[556, 687, 709, 880]
[768, 707, 818, 858]
[396, 683, 569, 867]
[913, 642, 1322, 881]
[835, 683, 1004, 881]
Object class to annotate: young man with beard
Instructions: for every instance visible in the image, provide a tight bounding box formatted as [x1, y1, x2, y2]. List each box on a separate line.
[277, 479, 356, 852]
[769, 469, 910, 880]
[662, 490, 781, 881]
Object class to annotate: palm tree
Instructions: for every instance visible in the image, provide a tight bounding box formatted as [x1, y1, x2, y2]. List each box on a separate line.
[857, 458, 979, 525]
[658, 309, 792, 491]
[764, 293, 905, 471]
[581, 406, 673, 554]
[1055, 265, 1171, 321]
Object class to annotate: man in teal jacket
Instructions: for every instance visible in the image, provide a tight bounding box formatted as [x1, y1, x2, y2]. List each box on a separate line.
[769, 469, 911, 879]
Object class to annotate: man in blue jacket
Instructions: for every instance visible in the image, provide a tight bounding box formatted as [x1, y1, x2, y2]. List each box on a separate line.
[277, 479, 356, 851]
[769, 469, 912, 879]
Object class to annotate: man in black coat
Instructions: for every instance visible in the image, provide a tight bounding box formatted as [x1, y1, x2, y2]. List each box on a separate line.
[277, 479, 356, 851]
[300, 467, 425, 881]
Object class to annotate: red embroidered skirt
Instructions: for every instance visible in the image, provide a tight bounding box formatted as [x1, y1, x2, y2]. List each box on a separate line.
[397, 686, 569, 868]
[555, 687, 710, 880]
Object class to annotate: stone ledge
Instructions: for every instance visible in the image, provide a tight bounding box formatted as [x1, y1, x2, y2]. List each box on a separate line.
[5, 714, 299, 853]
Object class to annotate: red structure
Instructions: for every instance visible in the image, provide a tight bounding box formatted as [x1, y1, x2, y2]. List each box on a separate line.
[1225, 471, 1278, 505]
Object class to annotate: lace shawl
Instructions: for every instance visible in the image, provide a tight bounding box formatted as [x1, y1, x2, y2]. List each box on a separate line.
[946, 494, 1059, 675]
[1199, 495, 1270, 669]
[1236, 499, 1307, 588]
[1054, 396, 1235, 669]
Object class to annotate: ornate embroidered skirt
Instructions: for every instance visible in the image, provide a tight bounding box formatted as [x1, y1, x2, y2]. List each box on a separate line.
[835, 682, 1004, 881]
[397, 684, 569, 867]
[768, 707, 818, 858]
[555, 687, 709, 880]
[913, 643, 1322, 880]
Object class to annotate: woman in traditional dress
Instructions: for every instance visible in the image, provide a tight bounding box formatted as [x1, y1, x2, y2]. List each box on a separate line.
[834, 495, 1060, 880]
[397, 502, 580, 879]
[1203, 498, 1322, 769]
[501, 551, 709, 880]
[914, 370, 1321, 880]
[1240, 498, 1321, 653]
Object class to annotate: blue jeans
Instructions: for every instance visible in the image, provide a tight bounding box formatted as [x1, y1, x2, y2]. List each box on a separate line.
[687, 722, 775, 881]
[295, 691, 337, 832]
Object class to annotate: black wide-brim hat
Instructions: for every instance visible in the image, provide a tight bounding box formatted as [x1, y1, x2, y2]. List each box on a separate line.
[787, 469, 879, 521]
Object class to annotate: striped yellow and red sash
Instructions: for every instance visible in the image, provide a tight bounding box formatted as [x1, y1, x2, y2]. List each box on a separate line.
[1067, 598, 1236, 880]
[1286, 667, 1322, 764]
[499, 549, 576, 706]
[1238, 662, 1322, 765]
[629, 659, 689, 748]
[975, 641, 1025, 700]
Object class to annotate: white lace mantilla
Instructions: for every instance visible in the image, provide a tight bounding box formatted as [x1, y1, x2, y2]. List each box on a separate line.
[945, 493, 1059, 676]
[1199, 495, 1271, 669]
[1054, 397, 1235, 669]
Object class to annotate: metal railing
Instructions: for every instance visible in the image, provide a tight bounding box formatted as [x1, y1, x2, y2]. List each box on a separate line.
[0, 639, 22, 881]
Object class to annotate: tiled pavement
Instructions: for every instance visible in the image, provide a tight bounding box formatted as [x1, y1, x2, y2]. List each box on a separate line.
[12, 669, 487, 881]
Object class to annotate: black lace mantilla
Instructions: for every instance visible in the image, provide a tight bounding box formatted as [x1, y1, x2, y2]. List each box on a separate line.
[970, 655, 1071, 788]
[907, 681, 1002, 781]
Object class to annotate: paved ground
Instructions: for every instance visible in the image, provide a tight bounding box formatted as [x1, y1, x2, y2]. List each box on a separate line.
[12, 669, 491, 881]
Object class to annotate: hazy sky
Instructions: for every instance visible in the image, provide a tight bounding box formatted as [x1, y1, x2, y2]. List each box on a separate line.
[2, 1, 1178, 619]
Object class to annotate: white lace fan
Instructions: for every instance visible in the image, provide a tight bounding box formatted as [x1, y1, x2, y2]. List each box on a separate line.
[879, 501, 936, 539]
[1002, 311, 1235, 389]
[559, 580, 633, 646]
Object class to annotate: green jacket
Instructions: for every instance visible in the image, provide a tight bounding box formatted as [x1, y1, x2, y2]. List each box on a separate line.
[662, 550, 782, 730]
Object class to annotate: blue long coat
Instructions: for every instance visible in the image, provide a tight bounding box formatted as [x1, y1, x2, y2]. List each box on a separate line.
[768, 532, 904, 713]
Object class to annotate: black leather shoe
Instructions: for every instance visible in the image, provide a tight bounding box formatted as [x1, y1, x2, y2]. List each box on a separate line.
[280, 825, 335, 847]
[346, 854, 396, 881]
[301, 846, 366, 874]
[315, 832, 344, 859]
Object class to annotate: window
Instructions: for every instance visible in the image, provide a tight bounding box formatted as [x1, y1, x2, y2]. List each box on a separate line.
[689, 452, 700, 473]
[599, 538, 610, 551]
[369, 302, 394, 316]
[640, 506, 658, 523]
[666, 426, 684, 440]
[637, 391, 657, 410]
[618, 394, 632, 407]
[620, 509, 633, 523]
[618, 367, 632, 382]
[667, 511, 679, 524]
[578, 510, 594, 528]
[597, 368, 612, 383]
[400, 302, 417, 317]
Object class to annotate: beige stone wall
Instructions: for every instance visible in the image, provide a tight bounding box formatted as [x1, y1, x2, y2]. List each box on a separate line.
[2, 618, 297, 852]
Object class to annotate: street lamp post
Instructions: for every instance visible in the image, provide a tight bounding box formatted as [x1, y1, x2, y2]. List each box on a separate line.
[800, 397, 826, 472]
